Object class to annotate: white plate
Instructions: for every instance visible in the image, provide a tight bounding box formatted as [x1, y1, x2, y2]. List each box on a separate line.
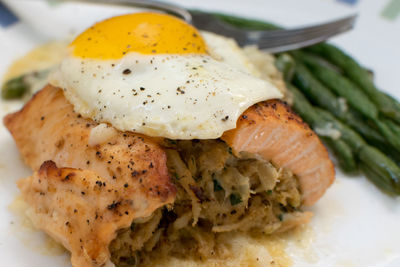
[1, 0, 400, 266]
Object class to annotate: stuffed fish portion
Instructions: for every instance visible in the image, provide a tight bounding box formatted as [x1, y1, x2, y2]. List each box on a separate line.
[4, 85, 176, 205]
[222, 100, 335, 206]
[4, 85, 176, 266]
[2, 11, 336, 267]
[108, 101, 334, 266]
[4, 85, 334, 266]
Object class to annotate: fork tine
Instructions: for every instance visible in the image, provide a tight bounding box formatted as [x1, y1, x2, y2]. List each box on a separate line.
[259, 23, 354, 53]
[264, 15, 356, 37]
[254, 15, 356, 51]
[191, 10, 357, 51]
[257, 21, 353, 46]
[249, 15, 356, 41]
[258, 21, 352, 45]
[192, 11, 357, 51]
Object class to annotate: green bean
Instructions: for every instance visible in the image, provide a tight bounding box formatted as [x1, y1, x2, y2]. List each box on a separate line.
[275, 53, 295, 82]
[299, 52, 400, 150]
[292, 62, 400, 152]
[378, 120, 400, 163]
[359, 162, 398, 194]
[372, 141, 400, 165]
[322, 137, 358, 174]
[317, 108, 400, 193]
[341, 109, 386, 146]
[342, 111, 400, 157]
[1, 69, 51, 100]
[294, 51, 378, 119]
[289, 70, 382, 155]
[291, 89, 400, 192]
[314, 108, 366, 152]
[358, 146, 400, 194]
[292, 63, 342, 116]
[385, 118, 400, 137]
[286, 84, 319, 124]
[372, 120, 400, 152]
[306, 43, 400, 123]
[1, 76, 29, 99]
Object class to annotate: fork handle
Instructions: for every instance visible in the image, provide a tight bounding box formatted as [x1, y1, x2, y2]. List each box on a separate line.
[64, 0, 192, 23]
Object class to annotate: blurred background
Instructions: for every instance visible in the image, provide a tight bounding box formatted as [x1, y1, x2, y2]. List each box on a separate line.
[0, 0, 399, 97]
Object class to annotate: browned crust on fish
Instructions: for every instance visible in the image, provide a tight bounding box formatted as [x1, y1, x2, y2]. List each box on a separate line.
[4, 84, 176, 214]
[19, 160, 161, 266]
[222, 100, 335, 206]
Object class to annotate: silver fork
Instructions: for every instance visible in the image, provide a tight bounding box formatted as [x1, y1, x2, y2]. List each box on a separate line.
[65, 0, 357, 53]
[190, 11, 357, 53]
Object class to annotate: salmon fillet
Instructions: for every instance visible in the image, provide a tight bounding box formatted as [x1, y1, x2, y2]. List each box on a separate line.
[222, 100, 335, 206]
[18, 161, 156, 266]
[4, 85, 176, 266]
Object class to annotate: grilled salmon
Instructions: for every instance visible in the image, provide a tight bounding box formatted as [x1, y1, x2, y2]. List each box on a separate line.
[4, 85, 176, 205]
[4, 85, 176, 266]
[18, 160, 157, 267]
[222, 100, 335, 206]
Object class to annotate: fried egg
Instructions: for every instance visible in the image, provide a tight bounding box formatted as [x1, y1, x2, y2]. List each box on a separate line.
[49, 12, 282, 139]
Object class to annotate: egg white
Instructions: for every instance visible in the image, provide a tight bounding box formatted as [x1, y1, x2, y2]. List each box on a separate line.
[201, 31, 262, 77]
[49, 33, 282, 139]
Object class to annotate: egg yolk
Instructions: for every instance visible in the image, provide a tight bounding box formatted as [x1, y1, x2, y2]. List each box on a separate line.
[70, 12, 208, 59]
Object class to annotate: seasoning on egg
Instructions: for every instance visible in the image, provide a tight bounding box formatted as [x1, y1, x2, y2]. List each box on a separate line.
[49, 12, 282, 140]
[122, 69, 132, 75]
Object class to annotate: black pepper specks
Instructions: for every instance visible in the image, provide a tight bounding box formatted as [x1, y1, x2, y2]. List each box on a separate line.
[176, 87, 185, 95]
[123, 69, 132, 75]
[107, 201, 121, 210]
